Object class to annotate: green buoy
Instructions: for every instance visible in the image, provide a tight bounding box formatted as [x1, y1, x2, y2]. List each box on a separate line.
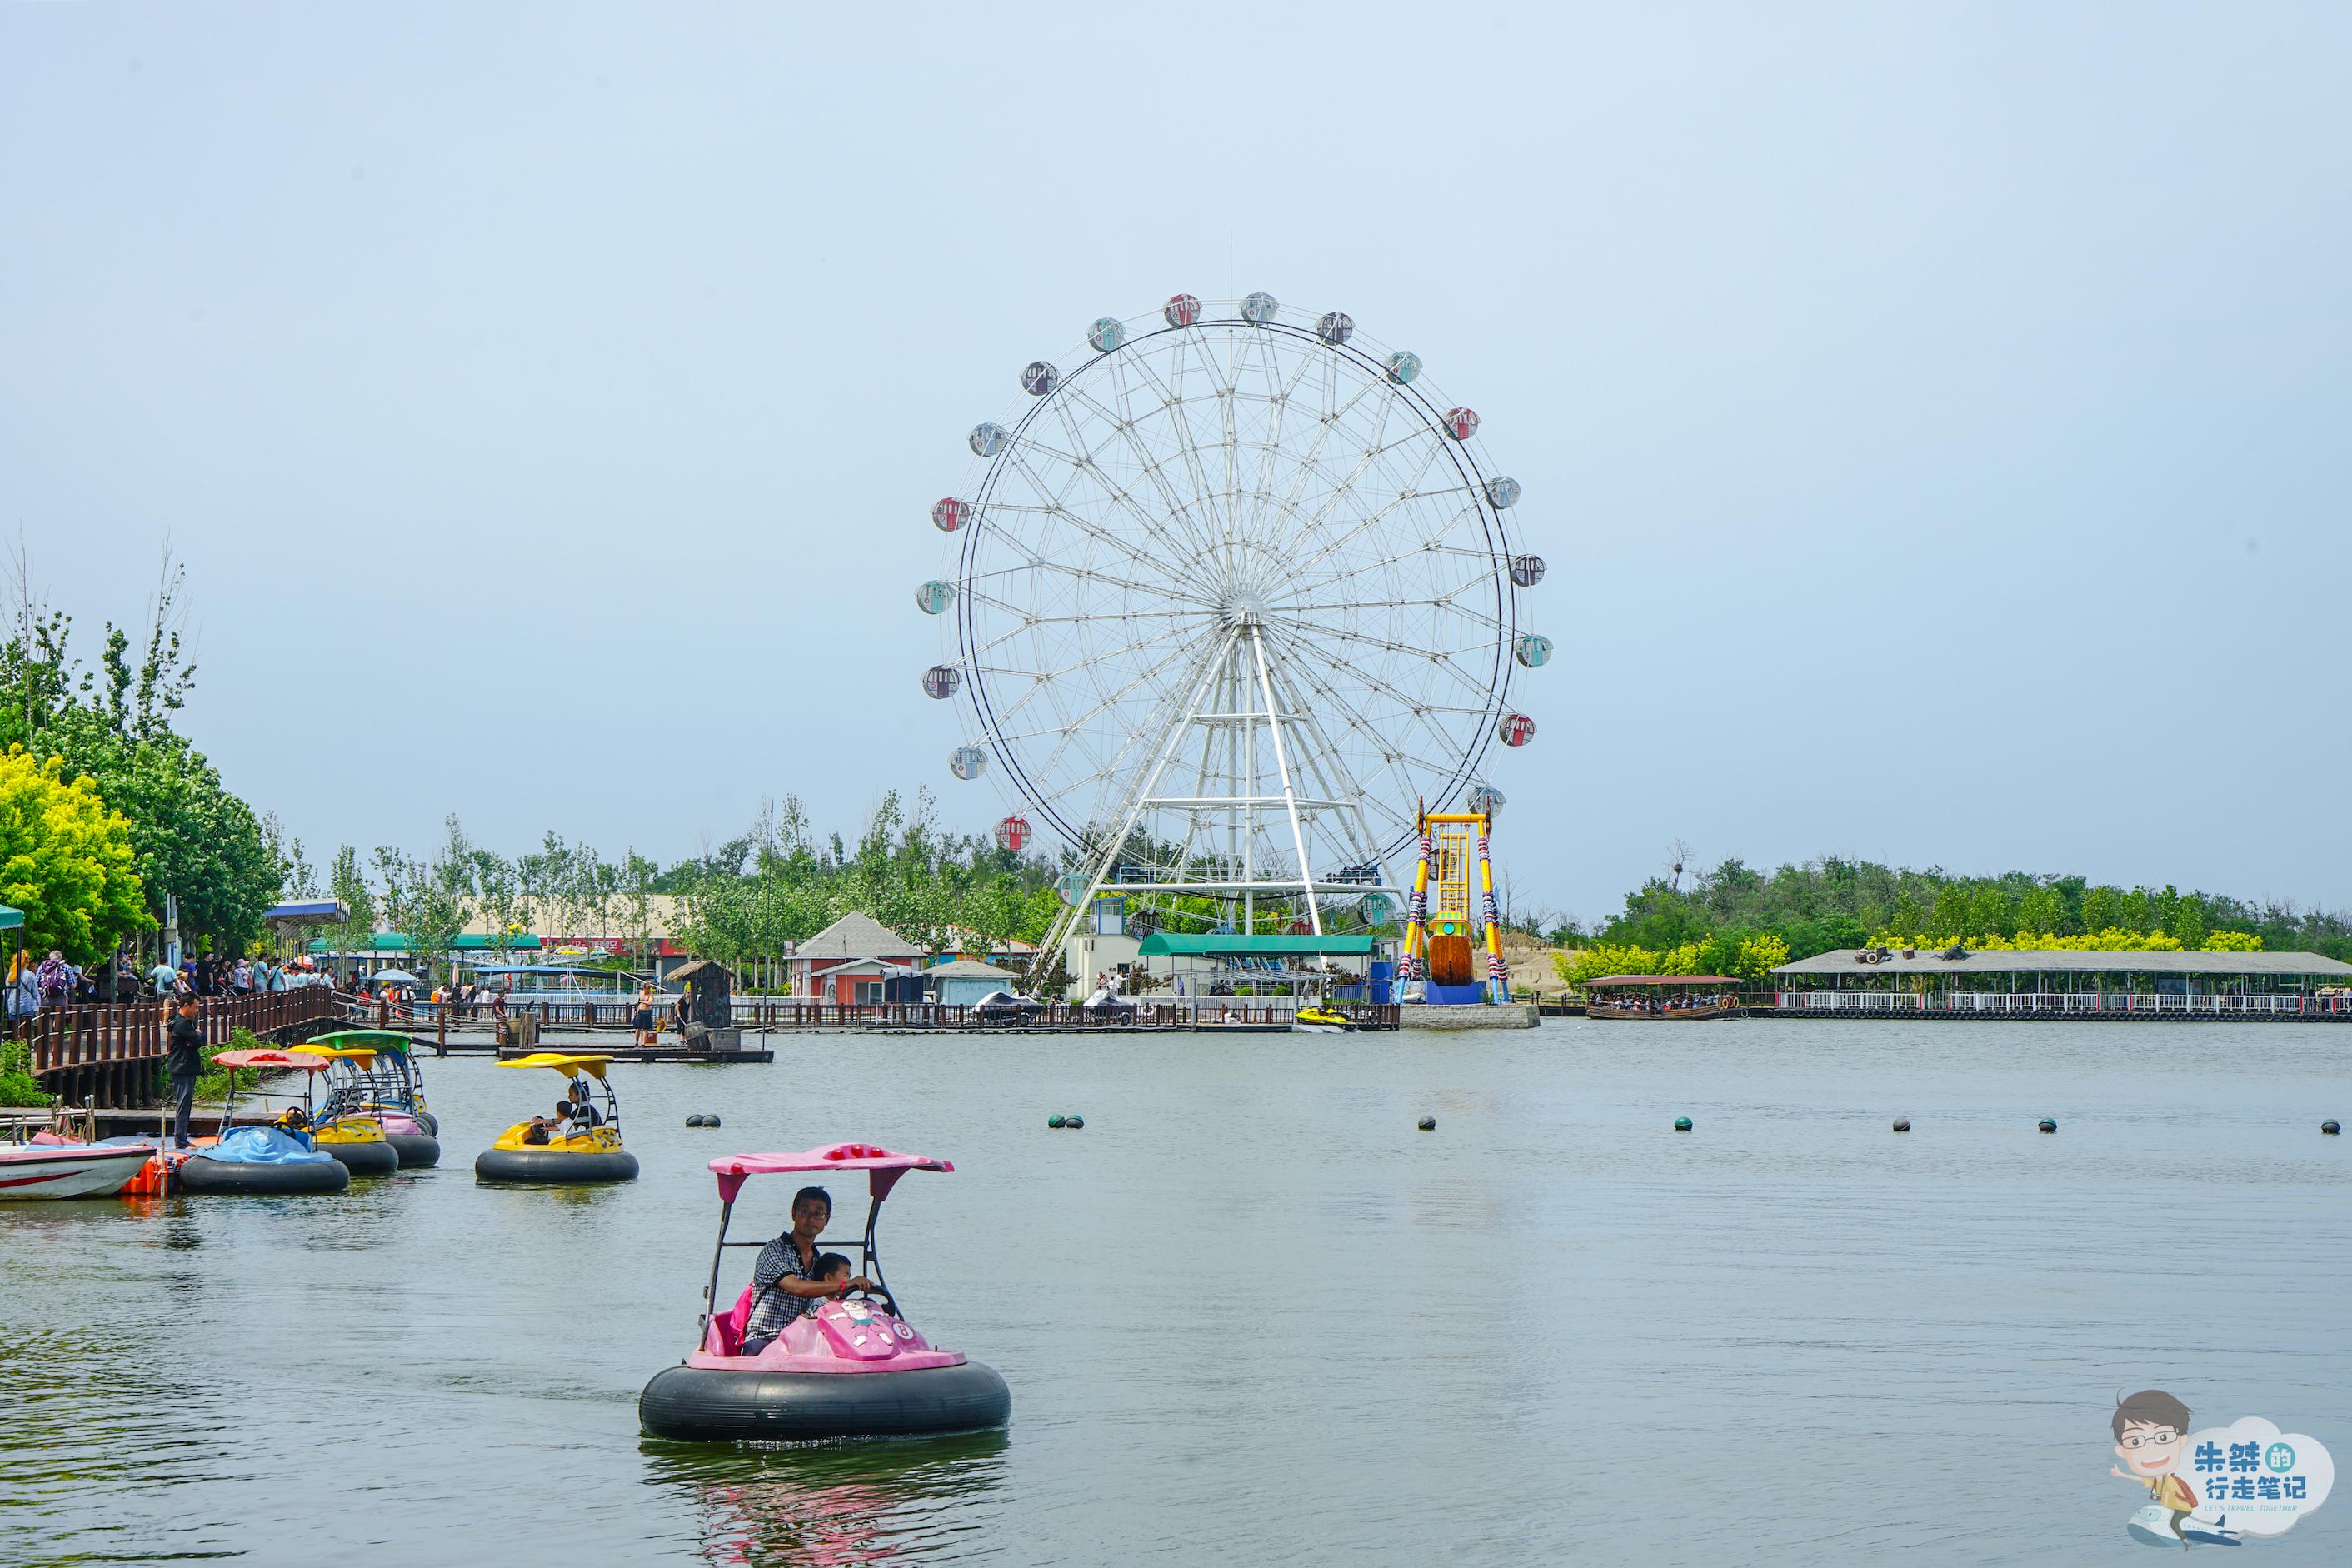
[685, 1114, 707, 1127]
[1046, 1115, 1066, 1129]
[1416, 1115, 1436, 1131]
[2038, 1118, 2058, 1134]
[2324, 1120, 2340, 1136]
[1065, 1114, 1085, 1130]
[1673, 1116, 1693, 1132]
[1892, 1117, 1910, 1132]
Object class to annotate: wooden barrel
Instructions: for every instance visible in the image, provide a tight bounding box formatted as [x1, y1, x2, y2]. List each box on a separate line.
[1426, 934, 1476, 987]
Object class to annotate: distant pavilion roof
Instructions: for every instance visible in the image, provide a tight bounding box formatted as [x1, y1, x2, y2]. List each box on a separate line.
[264, 899, 349, 926]
[308, 931, 543, 953]
[1773, 948, 2352, 977]
[796, 911, 921, 960]
[925, 958, 1019, 980]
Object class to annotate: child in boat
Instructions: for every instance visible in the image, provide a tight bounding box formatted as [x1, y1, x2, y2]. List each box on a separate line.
[815, 1253, 854, 1289]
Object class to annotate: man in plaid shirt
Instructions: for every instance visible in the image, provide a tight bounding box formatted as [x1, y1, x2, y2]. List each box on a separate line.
[741, 1186, 878, 1355]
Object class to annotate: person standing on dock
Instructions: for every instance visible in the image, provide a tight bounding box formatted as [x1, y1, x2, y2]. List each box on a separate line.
[165, 996, 206, 1150]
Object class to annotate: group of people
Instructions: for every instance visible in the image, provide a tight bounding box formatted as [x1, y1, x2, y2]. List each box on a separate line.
[1595, 990, 1732, 1014]
[5, 947, 326, 1021]
[519, 1077, 607, 1145]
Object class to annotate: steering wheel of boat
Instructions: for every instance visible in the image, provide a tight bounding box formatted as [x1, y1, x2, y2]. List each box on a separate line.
[841, 1286, 898, 1316]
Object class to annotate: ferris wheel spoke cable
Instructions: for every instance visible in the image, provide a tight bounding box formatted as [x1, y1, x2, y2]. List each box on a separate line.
[1087, 362, 1229, 562]
[1040, 396, 1224, 567]
[1276, 438, 1454, 586]
[960, 557, 1220, 611]
[1252, 645, 1396, 877]
[1040, 392, 1226, 569]
[1305, 533, 1501, 591]
[1150, 337, 1249, 582]
[996, 446, 1172, 587]
[1260, 617, 1484, 757]
[965, 600, 1212, 661]
[991, 626, 1227, 804]
[1240, 330, 1321, 540]
[1263, 617, 1504, 702]
[1258, 642, 1463, 835]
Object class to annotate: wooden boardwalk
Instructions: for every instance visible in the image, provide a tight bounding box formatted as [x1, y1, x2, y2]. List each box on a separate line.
[8, 988, 341, 1107]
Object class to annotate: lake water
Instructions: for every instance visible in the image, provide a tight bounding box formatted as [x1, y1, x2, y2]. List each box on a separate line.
[2, 1018, 2346, 1566]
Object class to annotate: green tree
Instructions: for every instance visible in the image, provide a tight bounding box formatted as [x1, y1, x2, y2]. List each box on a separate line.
[0, 746, 147, 960]
[1, 552, 276, 955]
[322, 846, 377, 961]
[2015, 884, 2062, 936]
[1965, 881, 2011, 939]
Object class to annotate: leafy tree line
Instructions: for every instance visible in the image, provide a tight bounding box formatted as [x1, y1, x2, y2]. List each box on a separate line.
[307, 790, 1068, 988]
[2, 548, 284, 961]
[667, 789, 1066, 968]
[1545, 856, 2350, 975]
[300, 816, 667, 985]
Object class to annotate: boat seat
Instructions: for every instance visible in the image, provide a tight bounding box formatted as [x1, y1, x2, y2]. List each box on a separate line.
[706, 1284, 756, 1356]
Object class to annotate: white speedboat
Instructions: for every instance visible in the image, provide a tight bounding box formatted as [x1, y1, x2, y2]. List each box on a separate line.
[0, 1140, 155, 1200]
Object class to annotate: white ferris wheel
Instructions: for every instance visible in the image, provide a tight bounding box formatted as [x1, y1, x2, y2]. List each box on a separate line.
[916, 292, 1547, 958]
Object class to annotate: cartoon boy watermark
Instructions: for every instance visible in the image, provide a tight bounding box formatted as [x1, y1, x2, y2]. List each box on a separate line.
[2111, 1390, 2200, 1545]
[2108, 1389, 2334, 1547]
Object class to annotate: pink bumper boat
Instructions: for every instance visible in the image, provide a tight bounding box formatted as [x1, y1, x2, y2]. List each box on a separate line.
[638, 1141, 1011, 1442]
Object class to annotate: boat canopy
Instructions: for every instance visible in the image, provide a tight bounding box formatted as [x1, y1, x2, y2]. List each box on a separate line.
[1137, 932, 1380, 957]
[708, 1142, 953, 1204]
[0, 904, 22, 931]
[500, 1053, 614, 1079]
[307, 1029, 413, 1055]
[213, 1048, 329, 1072]
[1584, 974, 1740, 986]
[301, 1044, 378, 1067]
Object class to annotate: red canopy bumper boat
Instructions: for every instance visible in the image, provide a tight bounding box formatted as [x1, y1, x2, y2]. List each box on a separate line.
[638, 1142, 1011, 1442]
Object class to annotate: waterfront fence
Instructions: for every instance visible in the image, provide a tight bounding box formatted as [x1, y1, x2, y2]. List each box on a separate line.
[8, 987, 340, 1103]
[1778, 989, 2349, 1018]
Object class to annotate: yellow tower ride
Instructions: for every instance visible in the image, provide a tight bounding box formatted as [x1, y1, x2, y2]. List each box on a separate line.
[1399, 801, 1508, 1002]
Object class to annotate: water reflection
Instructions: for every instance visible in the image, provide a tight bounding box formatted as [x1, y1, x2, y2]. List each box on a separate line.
[644, 1432, 1009, 1567]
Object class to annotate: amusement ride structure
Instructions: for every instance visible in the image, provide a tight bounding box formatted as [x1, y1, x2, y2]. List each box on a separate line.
[918, 293, 1546, 992]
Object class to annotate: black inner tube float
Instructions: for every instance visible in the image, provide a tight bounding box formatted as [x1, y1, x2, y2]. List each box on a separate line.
[321, 1139, 402, 1176]
[175, 1155, 351, 1196]
[474, 1146, 641, 1184]
[638, 1359, 1011, 1443]
[385, 1133, 442, 1169]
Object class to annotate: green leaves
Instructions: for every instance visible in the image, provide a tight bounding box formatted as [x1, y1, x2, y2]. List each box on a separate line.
[0, 744, 148, 961]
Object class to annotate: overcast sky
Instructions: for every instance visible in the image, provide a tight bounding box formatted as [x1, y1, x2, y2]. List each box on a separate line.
[5, 2, 2347, 923]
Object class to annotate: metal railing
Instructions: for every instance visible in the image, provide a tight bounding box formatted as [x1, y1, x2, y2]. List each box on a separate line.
[1778, 990, 2346, 1017]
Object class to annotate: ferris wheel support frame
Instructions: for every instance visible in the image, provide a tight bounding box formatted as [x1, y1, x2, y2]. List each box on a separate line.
[1030, 616, 1406, 971]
